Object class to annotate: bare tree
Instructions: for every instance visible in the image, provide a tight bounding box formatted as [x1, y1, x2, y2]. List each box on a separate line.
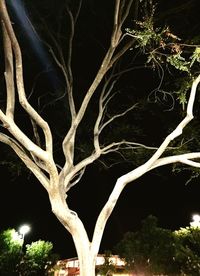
[0, 0, 200, 275]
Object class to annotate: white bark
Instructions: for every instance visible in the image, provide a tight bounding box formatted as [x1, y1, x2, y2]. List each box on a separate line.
[1, 0, 200, 275]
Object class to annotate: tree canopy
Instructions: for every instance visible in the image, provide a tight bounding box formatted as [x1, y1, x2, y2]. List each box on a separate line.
[115, 215, 200, 276]
[0, 228, 58, 276]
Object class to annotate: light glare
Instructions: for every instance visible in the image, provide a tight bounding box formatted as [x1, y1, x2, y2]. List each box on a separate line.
[19, 224, 30, 235]
[190, 214, 200, 227]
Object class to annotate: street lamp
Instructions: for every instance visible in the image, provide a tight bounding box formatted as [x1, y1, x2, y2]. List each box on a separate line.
[190, 214, 200, 228]
[19, 224, 30, 245]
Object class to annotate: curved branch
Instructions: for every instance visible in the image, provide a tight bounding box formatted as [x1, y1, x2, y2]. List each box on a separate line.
[91, 73, 200, 254]
[0, 133, 49, 189]
[150, 152, 200, 171]
[0, 111, 47, 160]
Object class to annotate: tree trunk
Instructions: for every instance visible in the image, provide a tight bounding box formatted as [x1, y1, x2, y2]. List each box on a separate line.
[49, 189, 97, 276]
[77, 251, 96, 276]
[72, 229, 97, 276]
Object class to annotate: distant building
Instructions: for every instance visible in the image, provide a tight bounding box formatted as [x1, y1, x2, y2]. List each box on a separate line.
[52, 254, 133, 276]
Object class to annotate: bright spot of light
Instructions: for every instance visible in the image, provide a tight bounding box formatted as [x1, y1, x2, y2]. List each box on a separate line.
[190, 214, 200, 227]
[19, 224, 30, 235]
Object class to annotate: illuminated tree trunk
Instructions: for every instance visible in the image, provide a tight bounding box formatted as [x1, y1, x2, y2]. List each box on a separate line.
[49, 189, 97, 276]
[75, 248, 96, 276]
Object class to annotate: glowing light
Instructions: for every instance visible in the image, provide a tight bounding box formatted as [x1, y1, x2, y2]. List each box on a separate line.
[19, 224, 30, 236]
[19, 224, 31, 245]
[190, 214, 200, 227]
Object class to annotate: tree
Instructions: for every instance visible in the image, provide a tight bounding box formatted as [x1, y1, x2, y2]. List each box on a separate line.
[1, 0, 200, 275]
[174, 226, 200, 276]
[115, 217, 200, 275]
[115, 215, 179, 275]
[0, 228, 57, 276]
[19, 240, 58, 276]
[0, 229, 22, 276]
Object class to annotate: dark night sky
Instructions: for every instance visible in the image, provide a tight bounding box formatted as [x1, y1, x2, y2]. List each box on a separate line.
[1, 0, 200, 259]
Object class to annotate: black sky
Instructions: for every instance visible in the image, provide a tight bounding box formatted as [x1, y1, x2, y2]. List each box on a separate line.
[1, 0, 200, 259]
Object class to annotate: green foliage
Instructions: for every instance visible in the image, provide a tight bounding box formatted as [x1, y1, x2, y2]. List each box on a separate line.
[0, 229, 22, 250]
[126, 6, 170, 50]
[115, 216, 200, 276]
[26, 240, 53, 260]
[174, 227, 200, 276]
[0, 229, 22, 276]
[126, 0, 200, 111]
[126, 0, 198, 69]
[190, 47, 200, 67]
[115, 215, 178, 275]
[19, 240, 58, 276]
[0, 228, 58, 276]
[175, 77, 193, 110]
[167, 53, 190, 73]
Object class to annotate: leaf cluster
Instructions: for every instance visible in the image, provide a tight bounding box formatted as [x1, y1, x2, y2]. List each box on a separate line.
[126, 0, 200, 111]
[0, 229, 22, 276]
[0, 229, 58, 276]
[115, 215, 200, 275]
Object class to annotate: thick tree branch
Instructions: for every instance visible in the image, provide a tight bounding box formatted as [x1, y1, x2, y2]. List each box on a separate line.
[150, 152, 200, 171]
[2, 22, 15, 119]
[0, 133, 49, 189]
[91, 73, 200, 254]
[0, 110, 47, 160]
